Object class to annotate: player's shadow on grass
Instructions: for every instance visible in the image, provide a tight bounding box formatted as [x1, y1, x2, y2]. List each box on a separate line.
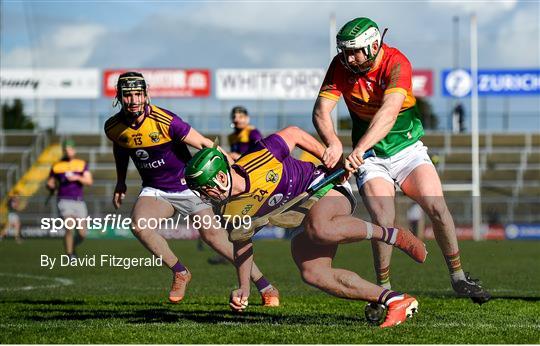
[20, 302, 362, 326]
[8, 298, 178, 307]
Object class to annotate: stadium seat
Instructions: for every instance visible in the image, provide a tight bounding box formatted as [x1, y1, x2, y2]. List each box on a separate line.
[491, 134, 527, 148]
[512, 202, 540, 223]
[481, 201, 508, 215]
[71, 134, 106, 147]
[450, 134, 486, 149]
[96, 153, 117, 163]
[92, 168, 140, 181]
[486, 152, 522, 165]
[440, 169, 472, 181]
[527, 152, 540, 164]
[482, 169, 518, 181]
[444, 152, 472, 164]
[444, 190, 472, 198]
[0, 166, 13, 182]
[421, 133, 446, 150]
[522, 169, 540, 181]
[91, 169, 117, 180]
[519, 185, 540, 197]
[531, 133, 540, 148]
[85, 185, 110, 196]
[3, 134, 38, 147]
[482, 186, 515, 197]
[0, 152, 26, 163]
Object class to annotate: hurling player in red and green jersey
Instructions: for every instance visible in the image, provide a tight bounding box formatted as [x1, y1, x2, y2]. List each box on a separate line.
[313, 17, 490, 315]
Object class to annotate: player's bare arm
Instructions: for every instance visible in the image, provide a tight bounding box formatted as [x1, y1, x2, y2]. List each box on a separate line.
[230, 239, 253, 312]
[112, 142, 129, 209]
[183, 127, 214, 149]
[346, 92, 405, 172]
[229, 152, 241, 161]
[275, 126, 326, 160]
[67, 171, 93, 185]
[46, 176, 56, 191]
[313, 96, 342, 169]
[183, 127, 233, 163]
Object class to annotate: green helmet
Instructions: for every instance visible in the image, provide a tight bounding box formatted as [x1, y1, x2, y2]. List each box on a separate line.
[185, 148, 230, 191]
[336, 17, 385, 74]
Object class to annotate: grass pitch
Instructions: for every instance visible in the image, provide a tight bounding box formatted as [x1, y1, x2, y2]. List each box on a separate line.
[0, 238, 539, 343]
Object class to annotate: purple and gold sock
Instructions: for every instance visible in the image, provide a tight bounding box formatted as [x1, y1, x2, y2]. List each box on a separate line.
[378, 288, 404, 307]
[381, 227, 398, 245]
[171, 261, 187, 274]
[255, 276, 272, 292]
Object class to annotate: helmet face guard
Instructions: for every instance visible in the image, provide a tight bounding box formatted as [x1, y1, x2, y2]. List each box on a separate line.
[185, 148, 232, 203]
[115, 72, 149, 117]
[336, 18, 387, 74]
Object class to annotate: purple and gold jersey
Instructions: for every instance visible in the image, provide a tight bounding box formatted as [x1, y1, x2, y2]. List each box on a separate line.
[49, 158, 88, 200]
[104, 105, 192, 192]
[222, 134, 323, 218]
[228, 126, 263, 156]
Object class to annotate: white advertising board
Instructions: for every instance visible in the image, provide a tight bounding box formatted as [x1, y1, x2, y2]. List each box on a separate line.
[216, 69, 325, 100]
[1, 69, 100, 99]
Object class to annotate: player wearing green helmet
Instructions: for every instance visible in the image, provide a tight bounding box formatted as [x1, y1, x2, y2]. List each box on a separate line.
[186, 126, 427, 327]
[314, 18, 491, 321]
[185, 147, 231, 203]
[46, 139, 93, 259]
[336, 17, 387, 74]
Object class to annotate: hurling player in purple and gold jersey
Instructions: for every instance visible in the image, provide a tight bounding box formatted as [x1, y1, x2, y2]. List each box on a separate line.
[186, 126, 427, 328]
[104, 72, 279, 306]
[47, 140, 93, 258]
[228, 106, 263, 161]
[205, 105, 263, 264]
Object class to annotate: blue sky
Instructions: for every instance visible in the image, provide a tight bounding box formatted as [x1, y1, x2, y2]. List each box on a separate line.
[1, 0, 539, 133]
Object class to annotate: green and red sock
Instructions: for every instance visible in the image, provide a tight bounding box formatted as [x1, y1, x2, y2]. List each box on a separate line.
[444, 251, 466, 282]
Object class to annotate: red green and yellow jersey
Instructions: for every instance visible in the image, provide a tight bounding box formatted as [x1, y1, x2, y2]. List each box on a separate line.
[319, 44, 424, 157]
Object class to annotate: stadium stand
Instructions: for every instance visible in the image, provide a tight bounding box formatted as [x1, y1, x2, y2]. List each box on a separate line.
[1, 130, 539, 229]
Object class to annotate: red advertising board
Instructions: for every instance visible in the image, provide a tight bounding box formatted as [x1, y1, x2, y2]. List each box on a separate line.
[103, 69, 210, 98]
[423, 225, 505, 240]
[412, 70, 433, 97]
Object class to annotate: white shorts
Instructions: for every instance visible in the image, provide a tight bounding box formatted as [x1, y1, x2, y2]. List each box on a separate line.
[57, 199, 88, 219]
[309, 173, 356, 213]
[8, 212, 20, 224]
[138, 187, 211, 216]
[355, 140, 434, 189]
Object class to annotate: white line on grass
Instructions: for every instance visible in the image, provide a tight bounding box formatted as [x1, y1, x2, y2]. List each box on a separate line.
[0, 273, 73, 291]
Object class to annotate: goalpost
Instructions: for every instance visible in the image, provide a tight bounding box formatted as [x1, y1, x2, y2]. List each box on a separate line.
[470, 14, 482, 241]
[428, 14, 482, 241]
